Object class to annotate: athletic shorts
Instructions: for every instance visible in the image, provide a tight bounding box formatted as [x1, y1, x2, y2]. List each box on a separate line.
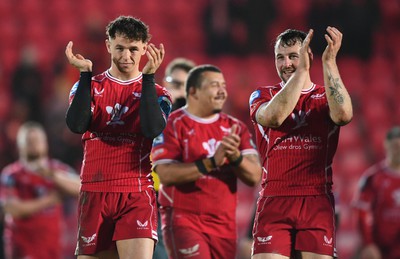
[252, 195, 337, 257]
[75, 190, 158, 255]
[163, 225, 236, 259]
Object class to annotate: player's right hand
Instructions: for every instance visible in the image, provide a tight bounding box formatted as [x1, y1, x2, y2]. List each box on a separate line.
[298, 29, 313, 72]
[142, 43, 165, 74]
[65, 41, 93, 72]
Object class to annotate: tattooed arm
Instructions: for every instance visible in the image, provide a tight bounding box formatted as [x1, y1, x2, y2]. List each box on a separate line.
[322, 26, 353, 125]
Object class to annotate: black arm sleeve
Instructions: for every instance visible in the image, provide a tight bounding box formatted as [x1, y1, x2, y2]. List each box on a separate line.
[140, 74, 166, 139]
[65, 72, 92, 134]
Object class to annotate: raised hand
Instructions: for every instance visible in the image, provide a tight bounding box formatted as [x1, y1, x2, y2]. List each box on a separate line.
[322, 26, 342, 64]
[65, 41, 93, 72]
[298, 29, 314, 72]
[213, 141, 227, 167]
[142, 43, 165, 74]
[221, 124, 241, 162]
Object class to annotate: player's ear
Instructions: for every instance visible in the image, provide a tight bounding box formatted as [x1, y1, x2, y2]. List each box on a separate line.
[308, 48, 313, 60]
[188, 86, 197, 99]
[105, 39, 111, 54]
[141, 43, 148, 56]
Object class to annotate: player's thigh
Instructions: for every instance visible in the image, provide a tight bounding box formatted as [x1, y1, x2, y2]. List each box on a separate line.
[77, 250, 119, 259]
[252, 196, 293, 257]
[298, 251, 333, 259]
[295, 195, 336, 257]
[252, 253, 290, 259]
[208, 234, 236, 259]
[114, 191, 158, 241]
[76, 192, 116, 255]
[163, 226, 211, 259]
[116, 238, 155, 259]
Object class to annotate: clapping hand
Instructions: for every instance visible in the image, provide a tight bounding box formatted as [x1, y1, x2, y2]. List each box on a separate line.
[142, 43, 165, 74]
[65, 41, 93, 72]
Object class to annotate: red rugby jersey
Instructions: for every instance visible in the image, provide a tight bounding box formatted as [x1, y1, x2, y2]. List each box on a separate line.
[151, 108, 258, 237]
[249, 82, 340, 196]
[69, 71, 172, 192]
[353, 161, 400, 253]
[0, 159, 75, 259]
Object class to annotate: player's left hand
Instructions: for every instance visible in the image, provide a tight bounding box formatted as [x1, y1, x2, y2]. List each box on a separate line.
[142, 43, 165, 74]
[221, 124, 241, 162]
[322, 26, 342, 63]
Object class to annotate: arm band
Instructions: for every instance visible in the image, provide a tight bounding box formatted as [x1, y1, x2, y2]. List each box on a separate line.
[65, 72, 92, 134]
[140, 74, 166, 139]
[230, 154, 243, 167]
[210, 156, 217, 169]
[195, 159, 208, 174]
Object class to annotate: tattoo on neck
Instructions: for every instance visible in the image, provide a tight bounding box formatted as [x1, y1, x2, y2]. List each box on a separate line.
[328, 74, 344, 104]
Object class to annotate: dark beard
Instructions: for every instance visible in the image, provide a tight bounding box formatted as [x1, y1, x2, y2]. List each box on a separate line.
[26, 153, 41, 161]
[172, 98, 187, 111]
[212, 109, 222, 114]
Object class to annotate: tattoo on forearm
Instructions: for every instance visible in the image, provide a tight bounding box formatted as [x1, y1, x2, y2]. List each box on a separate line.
[328, 74, 344, 104]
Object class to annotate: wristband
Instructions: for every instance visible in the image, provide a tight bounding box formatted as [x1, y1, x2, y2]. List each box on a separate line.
[210, 156, 217, 169]
[230, 154, 243, 167]
[195, 159, 208, 174]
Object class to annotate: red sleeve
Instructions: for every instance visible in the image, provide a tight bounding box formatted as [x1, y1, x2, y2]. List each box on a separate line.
[249, 86, 276, 123]
[354, 173, 375, 245]
[238, 120, 257, 153]
[151, 116, 182, 163]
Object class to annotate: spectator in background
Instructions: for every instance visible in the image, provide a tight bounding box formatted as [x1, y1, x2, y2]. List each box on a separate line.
[307, 0, 340, 55]
[335, 0, 380, 60]
[65, 15, 172, 258]
[353, 126, 400, 259]
[244, 0, 276, 54]
[249, 27, 353, 258]
[11, 45, 44, 123]
[0, 121, 80, 259]
[203, 0, 249, 56]
[308, 0, 380, 60]
[163, 57, 196, 111]
[151, 64, 262, 259]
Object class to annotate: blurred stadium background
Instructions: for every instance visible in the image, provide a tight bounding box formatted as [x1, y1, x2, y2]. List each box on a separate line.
[0, 0, 399, 258]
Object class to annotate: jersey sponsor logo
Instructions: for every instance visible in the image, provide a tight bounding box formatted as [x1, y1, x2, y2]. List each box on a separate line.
[291, 109, 310, 130]
[81, 233, 96, 245]
[249, 90, 261, 105]
[106, 103, 129, 126]
[179, 244, 200, 255]
[153, 133, 164, 146]
[273, 134, 323, 151]
[323, 235, 333, 246]
[137, 220, 149, 229]
[257, 236, 272, 244]
[151, 148, 166, 160]
[94, 87, 104, 97]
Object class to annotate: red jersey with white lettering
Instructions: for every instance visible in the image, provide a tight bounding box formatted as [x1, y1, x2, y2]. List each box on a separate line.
[151, 108, 258, 238]
[353, 161, 400, 258]
[0, 159, 76, 259]
[69, 71, 172, 192]
[249, 83, 339, 196]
